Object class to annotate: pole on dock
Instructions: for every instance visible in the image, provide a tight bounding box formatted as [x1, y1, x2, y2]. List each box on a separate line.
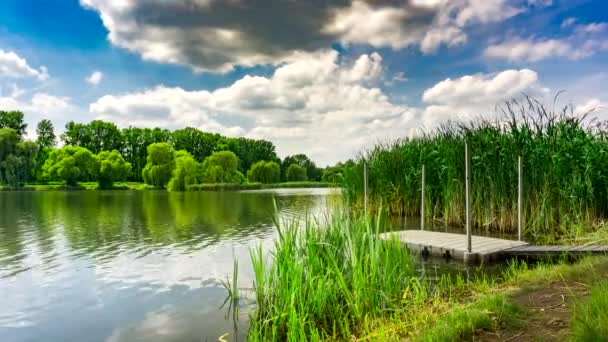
[518, 156, 523, 241]
[364, 162, 368, 213]
[421, 164, 425, 231]
[465, 142, 472, 254]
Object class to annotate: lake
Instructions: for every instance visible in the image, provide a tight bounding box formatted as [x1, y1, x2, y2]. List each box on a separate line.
[0, 189, 341, 342]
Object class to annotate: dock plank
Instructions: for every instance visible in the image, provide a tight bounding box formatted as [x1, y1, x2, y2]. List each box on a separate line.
[380, 230, 608, 262]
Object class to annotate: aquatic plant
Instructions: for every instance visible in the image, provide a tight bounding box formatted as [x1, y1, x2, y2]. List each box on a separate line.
[343, 98, 608, 243]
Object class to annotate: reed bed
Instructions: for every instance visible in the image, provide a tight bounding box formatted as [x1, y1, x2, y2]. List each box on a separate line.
[343, 99, 608, 243]
[247, 211, 415, 340]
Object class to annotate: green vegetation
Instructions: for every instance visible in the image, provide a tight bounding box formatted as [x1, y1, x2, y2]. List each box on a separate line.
[42, 146, 98, 186]
[97, 150, 131, 189]
[142, 142, 174, 188]
[248, 212, 414, 340]
[0, 128, 37, 186]
[343, 101, 608, 243]
[247, 160, 280, 183]
[281, 153, 321, 181]
[286, 163, 307, 182]
[187, 181, 334, 191]
[571, 283, 608, 341]
[168, 150, 201, 191]
[200, 150, 244, 184]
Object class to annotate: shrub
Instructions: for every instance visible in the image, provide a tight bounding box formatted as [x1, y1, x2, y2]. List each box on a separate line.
[247, 160, 280, 184]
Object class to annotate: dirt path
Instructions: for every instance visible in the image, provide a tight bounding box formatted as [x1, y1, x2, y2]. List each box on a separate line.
[477, 281, 590, 342]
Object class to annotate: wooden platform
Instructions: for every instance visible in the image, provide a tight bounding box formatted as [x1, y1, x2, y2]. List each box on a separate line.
[380, 230, 608, 263]
[380, 230, 528, 263]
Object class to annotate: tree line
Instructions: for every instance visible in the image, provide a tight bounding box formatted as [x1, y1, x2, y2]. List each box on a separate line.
[0, 110, 349, 189]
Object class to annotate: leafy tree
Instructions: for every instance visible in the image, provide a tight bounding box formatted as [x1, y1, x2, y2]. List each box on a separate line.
[168, 150, 200, 191]
[172, 127, 222, 162]
[42, 146, 98, 186]
[247, 160, 280, 183]
[36, 119, 56, 149]
[122, 127, 171, 181]
[0, 128, 37, 186]
[281, 154, 321, 181]
[62, 120, 123, 154]
[223, 137, 279, 173]
[142, 142, 174, 188]
[201, 150, 244, 183]
[286, 163, 307, 182]
[321, 160, 355, 183]
[0, 111, 27, 138]
[97, 150, 131, 189]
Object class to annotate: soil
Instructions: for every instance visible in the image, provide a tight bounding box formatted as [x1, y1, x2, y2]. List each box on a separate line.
[477, 281, 590, 342]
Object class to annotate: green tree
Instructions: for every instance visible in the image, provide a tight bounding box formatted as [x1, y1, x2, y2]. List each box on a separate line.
[222, 137, 279, 173]
[97, 150, 131, 189]
[36, 119, 56, 149]
[0, 111, 27, 138]
[247, 160, 280, 184]
[286, 163, 307, 182]
[168, 150, 201, 191]
[42, 146, 98, 186]
[281, 154, 321, 181]
[142, 142, 174, 188]
[201, 150, 244, 183]
[61, 120, 123, 154]
[122, 127, 171, 181]
[0, 128, 37, 186]
[172, 127, 222, 162]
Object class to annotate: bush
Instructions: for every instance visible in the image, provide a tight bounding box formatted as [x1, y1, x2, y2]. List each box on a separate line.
[247, 160, 280, 183]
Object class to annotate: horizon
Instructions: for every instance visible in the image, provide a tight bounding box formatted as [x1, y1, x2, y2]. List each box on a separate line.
[1, 0, 607, 166]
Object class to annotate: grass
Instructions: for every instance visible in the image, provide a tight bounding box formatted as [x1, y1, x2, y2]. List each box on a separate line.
[246, 211, 414, 341]
[571, 283, 608, 341]
[343, 98, 608, 244]
[187, 181, 335, 191]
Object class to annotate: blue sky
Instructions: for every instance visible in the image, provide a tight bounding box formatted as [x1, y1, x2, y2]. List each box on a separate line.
[0, 0, 607, 165]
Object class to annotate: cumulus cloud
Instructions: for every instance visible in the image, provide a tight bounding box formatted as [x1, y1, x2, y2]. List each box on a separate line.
[89, 51, 417, 164]
[0, 49, 49, 81]
[81, 0, 531, 72]
[0, 84, 83, 139]
[421, 69, 549, 126]
[86, 70, 104, 85]
[485, 19, 608, 62]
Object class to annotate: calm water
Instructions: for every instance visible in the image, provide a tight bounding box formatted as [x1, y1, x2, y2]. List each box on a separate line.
[0, 189, 340, 342]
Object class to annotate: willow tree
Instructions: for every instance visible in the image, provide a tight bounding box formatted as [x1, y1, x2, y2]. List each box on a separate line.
[142, 142, 174, 188]
[98, 150, 131, 189]
[286, 164, 307, 182]
[0, 128, 37, 186]
[168, 150, 200, 191]
[42, 146, 98, 186]
[247, 160, 280, 183]
[201, 150, 244, 183]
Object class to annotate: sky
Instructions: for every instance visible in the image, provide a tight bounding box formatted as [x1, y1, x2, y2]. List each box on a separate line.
[0, 0, 607, 166]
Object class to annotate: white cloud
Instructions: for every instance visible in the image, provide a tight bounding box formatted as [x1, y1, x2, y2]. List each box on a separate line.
[421, 69, 549, 126]
[484, 37, 608, 62]
[0, 84, 82, 139]
[0, 49, 49, 81]
[575, 98, 608, 115]
[575, 22, 608, 34]
[86, 70, 104, 85]
[89, 51, 415, 165]
[81, 0, 530, 72]
[561, 17, 577, 28]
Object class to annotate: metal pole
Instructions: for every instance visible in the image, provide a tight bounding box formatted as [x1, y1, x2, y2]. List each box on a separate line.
[465, 142, 472, 253]
[518, 156, 523, 241]
[421, 164, 425, 230]
[364, 162, 368, 213]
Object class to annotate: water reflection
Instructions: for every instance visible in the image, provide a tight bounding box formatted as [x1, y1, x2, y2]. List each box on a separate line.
[0, 189, 339, 342]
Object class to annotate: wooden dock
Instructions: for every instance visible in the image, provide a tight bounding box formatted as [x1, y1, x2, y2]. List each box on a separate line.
[380, 230, 608, 263]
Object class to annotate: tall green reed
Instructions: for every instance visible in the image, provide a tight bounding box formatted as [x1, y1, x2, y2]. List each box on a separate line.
[343, 98, 608, 243]
[248, 211, 415, 341]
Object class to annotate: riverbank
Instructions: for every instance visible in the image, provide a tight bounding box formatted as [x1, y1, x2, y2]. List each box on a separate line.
[244, 212, 608, 341]
[0, 181, 337, 191]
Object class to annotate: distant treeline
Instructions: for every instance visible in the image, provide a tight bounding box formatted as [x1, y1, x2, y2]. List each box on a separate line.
[0, 110, 351, 189]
